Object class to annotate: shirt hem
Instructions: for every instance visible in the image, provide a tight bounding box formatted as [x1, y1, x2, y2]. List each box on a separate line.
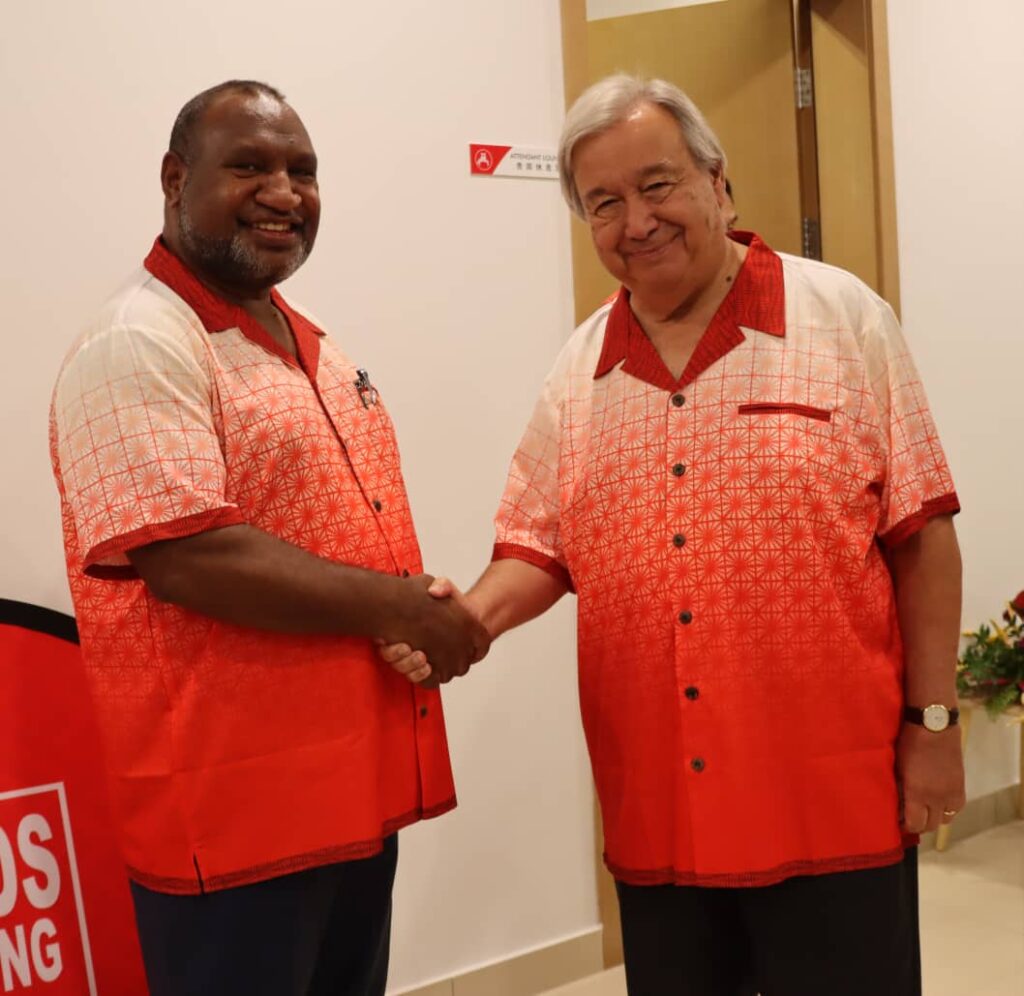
[125, 795, 457, 895]
[606, 844, 907, 888]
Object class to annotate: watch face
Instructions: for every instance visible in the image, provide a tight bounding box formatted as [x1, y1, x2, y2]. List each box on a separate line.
[922, 704, 950, 732]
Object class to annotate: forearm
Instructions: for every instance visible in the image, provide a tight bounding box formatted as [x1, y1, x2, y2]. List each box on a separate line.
[128, 523, 412, 638]
[466, 558, 568, 639]
[888, 515, 963, 705]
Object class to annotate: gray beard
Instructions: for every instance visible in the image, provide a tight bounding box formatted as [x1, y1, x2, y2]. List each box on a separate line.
[178, 206, 310, 291]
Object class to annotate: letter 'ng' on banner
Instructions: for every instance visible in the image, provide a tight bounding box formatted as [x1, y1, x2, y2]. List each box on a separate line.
[0, 600, 147, 995]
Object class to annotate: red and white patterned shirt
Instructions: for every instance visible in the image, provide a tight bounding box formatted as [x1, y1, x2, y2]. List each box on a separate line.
[50, 239, 455, 894]
[494, 233, 959, 887]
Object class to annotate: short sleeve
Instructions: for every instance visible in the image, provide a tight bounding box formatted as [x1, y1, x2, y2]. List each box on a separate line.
[864, 301, 960, 545]
[51, 322, 245, 575]
[493, 370, 573, 591]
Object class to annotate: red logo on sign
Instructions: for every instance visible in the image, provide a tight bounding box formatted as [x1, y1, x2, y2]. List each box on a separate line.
[0, 785, 95, 994]
[470, 144, 511, 175]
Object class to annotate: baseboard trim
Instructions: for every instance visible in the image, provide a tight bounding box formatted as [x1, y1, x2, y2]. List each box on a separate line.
[919, 782, 1021, 852]
[393, 927, 604, 996]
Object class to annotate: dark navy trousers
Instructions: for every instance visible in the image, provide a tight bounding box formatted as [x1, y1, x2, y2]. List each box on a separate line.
[130, 834, 398, 996]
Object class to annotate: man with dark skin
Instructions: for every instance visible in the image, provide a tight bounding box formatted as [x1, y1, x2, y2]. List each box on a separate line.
[50, 81, 485, 995]
[129, 83, 487, 670]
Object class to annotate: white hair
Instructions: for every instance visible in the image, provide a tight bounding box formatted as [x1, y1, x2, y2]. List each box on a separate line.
[558, 74, 727, 218]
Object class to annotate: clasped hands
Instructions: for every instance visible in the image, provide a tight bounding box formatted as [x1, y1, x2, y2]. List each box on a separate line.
[379, 575, 487, 688]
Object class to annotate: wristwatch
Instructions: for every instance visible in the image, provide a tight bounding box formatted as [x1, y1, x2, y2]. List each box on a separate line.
[903, 704, 960, 732]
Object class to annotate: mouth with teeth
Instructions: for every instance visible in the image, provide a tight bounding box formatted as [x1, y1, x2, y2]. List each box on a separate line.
[245, 219, 304, 247]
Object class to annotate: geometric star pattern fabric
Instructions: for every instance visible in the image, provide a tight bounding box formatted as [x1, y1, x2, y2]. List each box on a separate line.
[494, 234, 959, 886]
[50, 239, 454, 894]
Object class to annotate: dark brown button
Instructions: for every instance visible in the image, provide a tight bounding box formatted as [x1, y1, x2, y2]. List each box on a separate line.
[672, 533, 686, 548]
[671, 393, 685, 407]
[401, 569, 410, 578]
[672, 463, 686, 477]
[373, 500, 383, 511]
[678, 611, 693, 625]
[684, 686, 699, 700]
[419, 706, 428, 719]
[691, 757, 706, 773]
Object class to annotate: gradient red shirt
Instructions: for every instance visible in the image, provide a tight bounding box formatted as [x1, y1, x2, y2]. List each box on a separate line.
[50, 239, 455, 894]
[494, 234, 959, 886]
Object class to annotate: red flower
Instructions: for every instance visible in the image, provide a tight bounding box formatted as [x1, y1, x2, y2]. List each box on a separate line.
[1012, 590, 1024, 615]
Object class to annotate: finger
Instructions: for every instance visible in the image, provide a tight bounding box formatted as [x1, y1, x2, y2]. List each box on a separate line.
[939, 807, 959, 825]
[428, 576, 456, 598]
[377, 642, 412, 664]
[470, 626, 491, 664]
[405, 661, 433, 684]
[388, 651, 427, 676]
[901, 800, 929, 835]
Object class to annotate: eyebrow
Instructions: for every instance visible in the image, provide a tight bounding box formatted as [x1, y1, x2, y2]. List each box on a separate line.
[221, 144, 318, 170]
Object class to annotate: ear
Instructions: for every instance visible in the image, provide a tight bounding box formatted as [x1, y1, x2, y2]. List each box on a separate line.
[709, 162, 727, 204]
[161, 151, 187, 207]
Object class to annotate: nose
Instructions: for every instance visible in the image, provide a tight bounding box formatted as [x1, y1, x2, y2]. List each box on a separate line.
[256, 169, 302, 212]
[622, 193, 658, 240]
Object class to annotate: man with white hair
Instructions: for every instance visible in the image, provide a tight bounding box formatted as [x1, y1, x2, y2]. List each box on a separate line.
[382, 75, 964, 994]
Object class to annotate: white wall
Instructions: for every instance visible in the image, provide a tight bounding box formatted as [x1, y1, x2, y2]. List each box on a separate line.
[586, 0, 727, 22]
[0, 2, 597, 991]
[887, 0, 1024, 797]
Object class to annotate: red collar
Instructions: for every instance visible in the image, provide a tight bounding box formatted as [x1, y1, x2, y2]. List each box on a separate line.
[143, 237, 325, 378]
[594, 231, 785, 391]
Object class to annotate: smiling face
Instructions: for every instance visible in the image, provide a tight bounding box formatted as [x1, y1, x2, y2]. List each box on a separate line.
[162, 91, 320, 301]
[572, 102, 729, 307]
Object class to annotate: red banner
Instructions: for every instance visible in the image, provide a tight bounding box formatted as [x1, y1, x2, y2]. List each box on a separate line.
[0, 600, 147, 994]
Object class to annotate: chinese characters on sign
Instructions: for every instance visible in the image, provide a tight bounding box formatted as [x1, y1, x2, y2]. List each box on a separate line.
[469, 144, 559, 180]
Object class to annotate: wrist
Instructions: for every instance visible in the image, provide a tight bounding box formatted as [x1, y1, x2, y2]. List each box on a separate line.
[370, 573, 420, 641]
[903, 702, 960, 733]
[465, 591, 499, 640]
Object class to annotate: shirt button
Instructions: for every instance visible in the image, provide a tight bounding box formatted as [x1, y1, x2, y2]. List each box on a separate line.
[373, 500, 383, 512]
[672, 463, 686, 477]
[684, 686, 699, 700]
[672, 533, 686, 548]
[678, 610, 693, 625]
[691, 757, 706, 773]
[401, 569, 410, 578]
[671, 393, 685, 407]
[419, 706, 428, 719]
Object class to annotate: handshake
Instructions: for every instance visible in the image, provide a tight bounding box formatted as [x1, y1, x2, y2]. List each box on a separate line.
[377, 575, 489, 688]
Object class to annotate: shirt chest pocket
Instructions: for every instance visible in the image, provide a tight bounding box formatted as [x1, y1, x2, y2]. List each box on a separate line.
[736, 402, 833, 423]
[726, 401, 862, 503]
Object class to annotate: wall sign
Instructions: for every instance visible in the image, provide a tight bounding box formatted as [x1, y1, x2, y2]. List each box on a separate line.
[469, 144, 559, 180]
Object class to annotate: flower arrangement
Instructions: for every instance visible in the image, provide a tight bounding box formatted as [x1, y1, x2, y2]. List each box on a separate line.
[957, 591, 1024, 716]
